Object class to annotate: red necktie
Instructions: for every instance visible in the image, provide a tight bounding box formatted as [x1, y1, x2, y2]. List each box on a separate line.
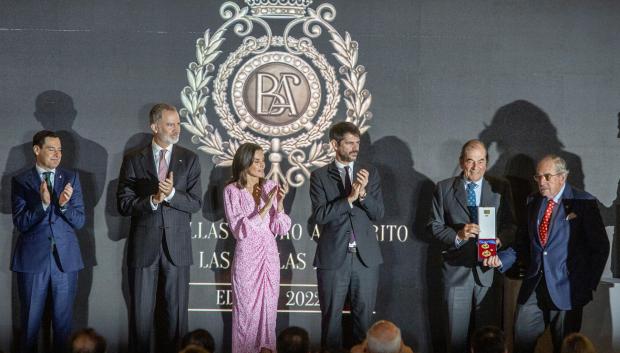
[158, 149, 168, 182]
[538, 199, 556, 247]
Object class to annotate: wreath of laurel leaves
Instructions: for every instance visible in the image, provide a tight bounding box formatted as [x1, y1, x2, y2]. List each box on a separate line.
[328, 29, 372, 134]
[181, 3, 373, 184]
[180, 28, 240, 166]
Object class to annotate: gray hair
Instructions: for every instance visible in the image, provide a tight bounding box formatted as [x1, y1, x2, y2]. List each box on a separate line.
[541, 154, 570, 175]
[366, 321, 402, 353]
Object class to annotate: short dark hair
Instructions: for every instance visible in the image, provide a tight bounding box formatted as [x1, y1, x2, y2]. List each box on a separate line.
[277, 326, 310, 353]
[329, 122, 360, 144]
[181, 329, 215, 353]
[471, 326, 506, 353]
[32, 130, 59, 148]
[70, 328, 107, 353]
[149, 103, 177, 125]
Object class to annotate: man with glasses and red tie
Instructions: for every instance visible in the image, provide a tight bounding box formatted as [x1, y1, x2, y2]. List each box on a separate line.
[428, 139, 516, 353]
[486, 154, 609, 353]
[117, 103, 202, 353]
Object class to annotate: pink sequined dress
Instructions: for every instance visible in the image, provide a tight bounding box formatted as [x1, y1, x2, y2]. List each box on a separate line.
[224, 180, 291, 353]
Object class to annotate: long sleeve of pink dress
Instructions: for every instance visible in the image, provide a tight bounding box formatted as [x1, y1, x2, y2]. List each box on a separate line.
[224, 180, 292, 353]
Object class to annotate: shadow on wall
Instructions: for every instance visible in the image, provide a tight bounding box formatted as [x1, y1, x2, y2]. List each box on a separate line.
[602, 113, 620, 278]
[479, 100, 585, 276]
[365, 135, 436, 353]
[479, 99, 613, 351]
[0, 90, 108, 352]
[104, 104, 152, 353]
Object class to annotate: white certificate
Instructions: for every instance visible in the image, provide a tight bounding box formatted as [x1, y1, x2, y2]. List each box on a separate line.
[478, 207, 496, 240]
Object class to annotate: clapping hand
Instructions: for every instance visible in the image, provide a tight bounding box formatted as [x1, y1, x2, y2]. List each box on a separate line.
[40, 180, 51, 205]
[260, 185, 278, 218]
[355, 169, 369, 199]
[153, 172, 174, 205]
[276, 183, 289, 212]
[58, 183, 73, 207]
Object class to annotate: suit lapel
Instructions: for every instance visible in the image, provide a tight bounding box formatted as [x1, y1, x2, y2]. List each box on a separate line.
[28, 167, 41, 190]
[529, 194, 544, 247]
[452, 177, 470, 216]
[53, 169, 64, 197]
[139, 145, 158, 180]
[547, 184, 572, 245]
[327, 162, 345, 196]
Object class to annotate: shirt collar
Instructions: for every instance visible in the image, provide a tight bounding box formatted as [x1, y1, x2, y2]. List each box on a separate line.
[549, 183, 566, 204]
[463, 176, 483, 188]
[152, 139, 173, 157]
[334, 159, 354, 171]
[35, 164, 56, 176]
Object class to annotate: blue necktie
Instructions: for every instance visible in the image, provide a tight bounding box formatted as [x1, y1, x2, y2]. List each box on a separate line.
[467, 182, 478, 224]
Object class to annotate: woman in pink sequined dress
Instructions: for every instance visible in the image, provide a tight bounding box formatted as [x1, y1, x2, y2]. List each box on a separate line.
[223, 143, 292, 353]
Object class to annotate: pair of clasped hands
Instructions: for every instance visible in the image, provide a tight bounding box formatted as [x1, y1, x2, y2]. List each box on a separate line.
[40, 180, 72, 208]
[152, 171, 174, 205]
[259, 182, 289, 218]
[457, 223, 503, 268]
[347, 169, 370, 204]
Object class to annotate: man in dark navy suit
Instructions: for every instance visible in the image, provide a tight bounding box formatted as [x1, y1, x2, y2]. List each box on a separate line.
[11, 130, 85, 353]
[489, 154, 609, 353]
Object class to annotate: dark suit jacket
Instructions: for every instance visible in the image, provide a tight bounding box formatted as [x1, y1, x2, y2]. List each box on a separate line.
[428, 175, 516, 287]
[117, 144, 202, 267]
[11, 167, 85, 273]
[499, 183, 609, 310]
[310, 162, 384, 269]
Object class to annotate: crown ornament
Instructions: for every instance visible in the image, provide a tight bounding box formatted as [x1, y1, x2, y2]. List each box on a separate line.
[245, 0, 313, 18]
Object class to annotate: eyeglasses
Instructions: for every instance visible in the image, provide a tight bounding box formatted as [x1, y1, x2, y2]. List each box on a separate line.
[533, 173, 561, 182]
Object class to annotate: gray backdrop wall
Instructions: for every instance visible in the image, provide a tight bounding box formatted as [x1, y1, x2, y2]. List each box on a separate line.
[1, 1, 619, 352]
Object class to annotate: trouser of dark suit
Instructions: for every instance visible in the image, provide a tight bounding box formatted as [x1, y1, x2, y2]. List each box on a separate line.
[129, 241, 190, 353]
[17, 248, 78, 353]
[317, 251, 379, 349]
[444, 273, 502, 353]
[514, 279, 583, 353]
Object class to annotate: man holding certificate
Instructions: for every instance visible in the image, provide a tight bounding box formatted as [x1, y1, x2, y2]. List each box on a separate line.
[428, 139, 516, 353]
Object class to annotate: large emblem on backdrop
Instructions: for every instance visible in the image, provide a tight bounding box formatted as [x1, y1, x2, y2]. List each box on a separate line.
[180, 0, 373, 187]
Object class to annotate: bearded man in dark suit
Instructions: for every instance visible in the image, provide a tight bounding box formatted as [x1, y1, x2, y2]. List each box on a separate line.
[117, 103, 202, 353]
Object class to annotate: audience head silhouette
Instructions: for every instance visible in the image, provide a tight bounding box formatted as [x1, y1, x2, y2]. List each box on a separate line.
[70, 328, 107, 353]
[277, 326, 310, 353]
[180, 329, 215, 353]
[470, 326, 506, 353]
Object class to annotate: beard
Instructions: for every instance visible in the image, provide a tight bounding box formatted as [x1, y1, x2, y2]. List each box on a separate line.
[164, 134, 180, 145]
[337, 150, 358, 162]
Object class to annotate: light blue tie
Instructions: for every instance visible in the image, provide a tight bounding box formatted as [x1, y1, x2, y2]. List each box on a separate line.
[466, 182, 478, 224]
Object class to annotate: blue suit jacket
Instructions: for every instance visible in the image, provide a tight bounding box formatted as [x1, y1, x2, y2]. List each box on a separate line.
[11, 167, 85, 273]
[499, 183, 609, 310]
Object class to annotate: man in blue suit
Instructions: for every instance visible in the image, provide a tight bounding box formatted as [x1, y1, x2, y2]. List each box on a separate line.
[487, 154, 609, 353]
[11, 130, 85, 353]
